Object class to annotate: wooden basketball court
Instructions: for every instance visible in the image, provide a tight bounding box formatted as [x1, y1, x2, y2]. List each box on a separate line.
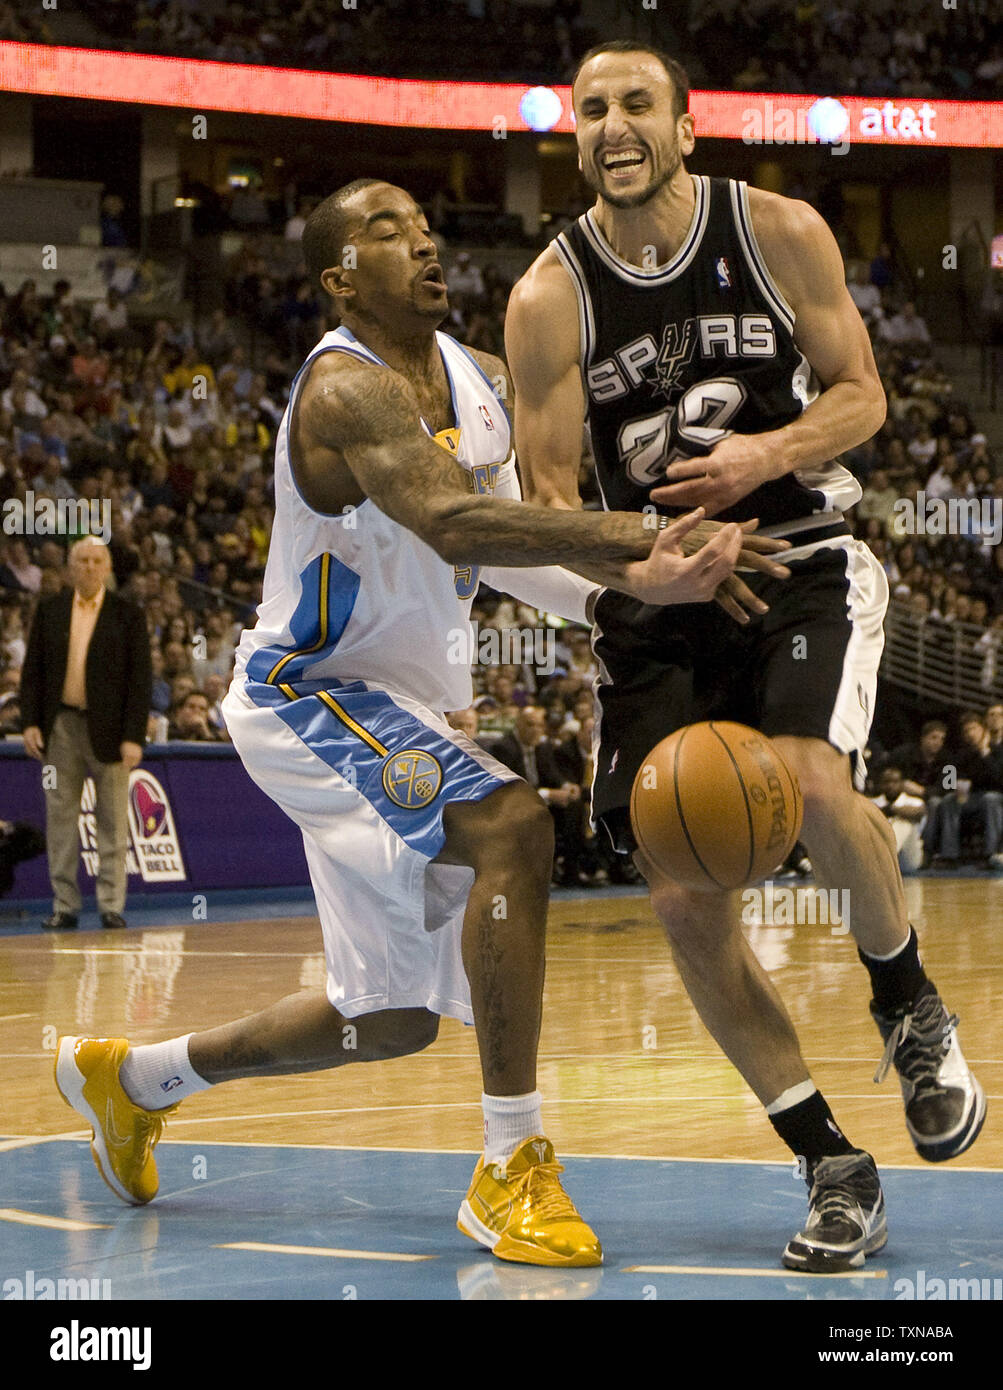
[2, 876, 1000, 1300]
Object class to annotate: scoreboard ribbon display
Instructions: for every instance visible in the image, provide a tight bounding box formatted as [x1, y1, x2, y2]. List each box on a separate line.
[0, 42, 999, 147]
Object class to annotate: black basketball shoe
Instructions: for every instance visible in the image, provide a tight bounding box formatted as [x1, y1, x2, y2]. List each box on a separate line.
[783, 1151, 887, 1273]
[871, 983, 986, 1162]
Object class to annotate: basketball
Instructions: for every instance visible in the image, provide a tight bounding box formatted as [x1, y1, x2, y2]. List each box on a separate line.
[630, 722, 804, 891]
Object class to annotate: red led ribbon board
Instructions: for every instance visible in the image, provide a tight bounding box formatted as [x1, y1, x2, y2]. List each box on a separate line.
[0, 43, 1000, 146]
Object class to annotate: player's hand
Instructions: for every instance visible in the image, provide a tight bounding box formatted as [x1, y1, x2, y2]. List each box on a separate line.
[680, 517, 791, 624]
[23, 726, 44, 760]
[626, 508, 744, 608]
[678, 518, 791, 576]
[649, 433, 776, 517]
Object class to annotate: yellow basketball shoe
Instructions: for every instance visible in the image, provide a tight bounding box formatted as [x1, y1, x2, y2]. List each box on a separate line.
[55, 1036, 176, 1206]
[457, 1136, 602, 1267]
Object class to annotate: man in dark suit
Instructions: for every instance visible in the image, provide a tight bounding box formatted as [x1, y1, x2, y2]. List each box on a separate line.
[490, 705, 566, 793]
[21, 537, 152, 929]
[492, 706, 585, 884]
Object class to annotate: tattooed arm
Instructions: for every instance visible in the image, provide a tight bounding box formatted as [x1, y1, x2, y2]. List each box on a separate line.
[293, 349, 747, 608]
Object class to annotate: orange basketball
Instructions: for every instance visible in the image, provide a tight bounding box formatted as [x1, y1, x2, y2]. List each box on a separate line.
[629, 722, 803, 891]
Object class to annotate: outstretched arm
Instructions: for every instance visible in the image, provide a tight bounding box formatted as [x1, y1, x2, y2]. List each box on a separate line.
[293, 349, 746, 607]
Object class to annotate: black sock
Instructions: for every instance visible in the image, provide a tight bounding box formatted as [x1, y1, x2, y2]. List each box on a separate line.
[769, 1089, 856, 1173]
[858, 925, 929, 1014]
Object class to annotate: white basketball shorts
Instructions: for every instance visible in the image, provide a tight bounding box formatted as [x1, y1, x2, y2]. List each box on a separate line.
[222, 672, 518, 1023]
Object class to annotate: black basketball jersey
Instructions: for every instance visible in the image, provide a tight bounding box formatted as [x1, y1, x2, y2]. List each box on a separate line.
[554, 175, 860, 536]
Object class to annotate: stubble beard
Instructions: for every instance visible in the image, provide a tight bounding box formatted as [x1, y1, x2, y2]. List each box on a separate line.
[587, 145, 682, 211]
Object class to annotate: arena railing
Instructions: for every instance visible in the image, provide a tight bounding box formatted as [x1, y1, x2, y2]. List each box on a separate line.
[881, 600, 1003, 707]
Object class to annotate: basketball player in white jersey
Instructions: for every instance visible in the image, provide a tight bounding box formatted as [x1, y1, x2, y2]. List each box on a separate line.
[54, 178, 791, 1267]
[506, 41, 984, 1272]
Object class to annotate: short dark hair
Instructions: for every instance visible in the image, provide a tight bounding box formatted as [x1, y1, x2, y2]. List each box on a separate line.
[572, 40, 690, 121]
[301, 178, 386, 290]
[920, 720, 947, 737]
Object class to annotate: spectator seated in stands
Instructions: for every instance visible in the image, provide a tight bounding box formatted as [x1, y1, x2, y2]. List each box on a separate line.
[0, 816, 46, 896]
[870, 765, 926, 875]
[473, 673, 520, 738]
[490, 706, 587, 885]
[924, 712, 1003, 870]
[0, 539, 41, 594]
[889, 718, 950, 863]
[987, 702, 1003, 753]
[90, 287, 130, 347]
[149, 647, 172, 715]
[445, 707, 481, 745]
[554, 713, 639, 886]
[846, 262, 883, 324]
[878, 301, 932, 353]
[167, 690, 224, 742]
[857, 468, 899, 536]
[446, 252, 485, 305]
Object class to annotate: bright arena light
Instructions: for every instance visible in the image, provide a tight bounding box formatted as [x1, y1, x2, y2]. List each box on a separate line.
[807, 97, 850, 143]
[518, 86, 564, 132]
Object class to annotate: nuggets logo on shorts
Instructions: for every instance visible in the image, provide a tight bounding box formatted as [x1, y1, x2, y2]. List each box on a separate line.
[382, 749, 443, 809]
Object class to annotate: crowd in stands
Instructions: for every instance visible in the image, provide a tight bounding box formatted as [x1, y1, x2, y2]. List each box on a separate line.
[75, 0, 590, 84]
[57, 0, 1003, 100]
[843, 259, 1003, 628]
[1, 205, 1002, 881]
[0, 3, 52, 45]
[687, 0, 1002, 101]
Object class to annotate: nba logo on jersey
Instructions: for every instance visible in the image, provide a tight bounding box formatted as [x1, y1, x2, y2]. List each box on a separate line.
[478, 403, 495, 431]
[715, 256, 732, 289]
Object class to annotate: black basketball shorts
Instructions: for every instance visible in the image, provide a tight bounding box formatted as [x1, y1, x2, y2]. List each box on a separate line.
[590, 540, 889, 853]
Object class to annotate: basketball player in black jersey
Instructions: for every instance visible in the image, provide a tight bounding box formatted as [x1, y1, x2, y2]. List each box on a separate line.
[506, 40, 985, 1272]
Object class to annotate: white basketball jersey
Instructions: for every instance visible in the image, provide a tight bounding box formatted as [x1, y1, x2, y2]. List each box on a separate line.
[233, 326, 514, 712]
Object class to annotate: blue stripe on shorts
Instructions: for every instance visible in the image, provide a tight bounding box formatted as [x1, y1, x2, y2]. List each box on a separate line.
[244, 677, 509, 860]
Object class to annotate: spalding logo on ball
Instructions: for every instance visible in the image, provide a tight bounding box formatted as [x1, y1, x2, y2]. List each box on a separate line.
[630, 722, 803, 891]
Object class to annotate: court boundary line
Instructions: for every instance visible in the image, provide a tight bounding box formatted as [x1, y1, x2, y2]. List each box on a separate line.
[7, 1048, 1002, 1062]
[622, 1264, 887, 1279]
[2, 1134, 1000, 1172]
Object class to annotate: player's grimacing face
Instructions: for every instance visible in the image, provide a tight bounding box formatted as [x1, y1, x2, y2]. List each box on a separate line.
[342, 188, 447, 321]
[573, 55, 692, 209]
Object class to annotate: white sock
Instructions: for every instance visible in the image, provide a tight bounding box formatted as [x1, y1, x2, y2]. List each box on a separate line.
[118, 1034, 213, 1111]
[862, 932, 913, 963]
[482, 1091, 544, 1165]
[765, 1080, 817, 1116]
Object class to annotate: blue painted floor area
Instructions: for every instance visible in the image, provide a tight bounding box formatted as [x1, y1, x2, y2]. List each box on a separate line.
[2, 1141, 1000, 1301]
